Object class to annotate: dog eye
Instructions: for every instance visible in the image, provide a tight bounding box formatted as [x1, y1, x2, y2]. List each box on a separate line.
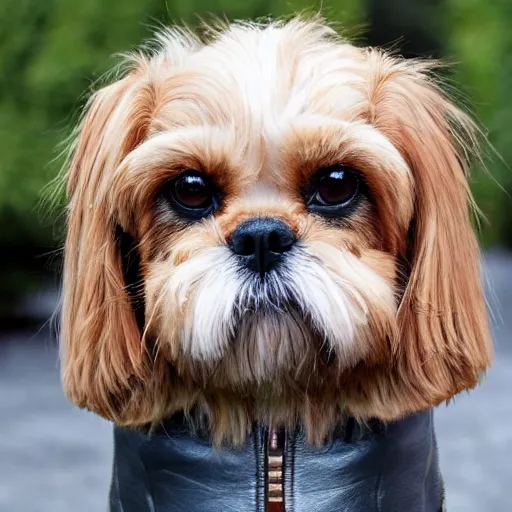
[308, 166, 361, 213]
[166, 171, 219, 219]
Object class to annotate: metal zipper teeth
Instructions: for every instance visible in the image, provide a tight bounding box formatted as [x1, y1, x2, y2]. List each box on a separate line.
[267, 426, 284, 512]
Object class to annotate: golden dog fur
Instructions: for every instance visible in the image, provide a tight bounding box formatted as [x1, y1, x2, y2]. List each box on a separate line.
[60, 17, 492, 445]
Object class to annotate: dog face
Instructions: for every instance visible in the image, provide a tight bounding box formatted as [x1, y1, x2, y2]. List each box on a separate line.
[60, 18, 492, 444]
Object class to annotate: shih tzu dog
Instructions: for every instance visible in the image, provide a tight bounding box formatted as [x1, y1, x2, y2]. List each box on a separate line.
[59, 17, 492, 447]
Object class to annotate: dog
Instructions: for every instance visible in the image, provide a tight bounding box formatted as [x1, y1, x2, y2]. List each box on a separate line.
[59, 17, 492, 450]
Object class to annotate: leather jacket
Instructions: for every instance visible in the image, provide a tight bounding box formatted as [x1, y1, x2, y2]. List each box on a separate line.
[109, 409, 444, 511]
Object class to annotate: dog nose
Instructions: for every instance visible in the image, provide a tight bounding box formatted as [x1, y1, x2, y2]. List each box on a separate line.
[230, 217, 296, 277]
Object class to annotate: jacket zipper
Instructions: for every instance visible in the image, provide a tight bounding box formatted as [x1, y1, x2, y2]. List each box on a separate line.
[267, 426, 285, 511]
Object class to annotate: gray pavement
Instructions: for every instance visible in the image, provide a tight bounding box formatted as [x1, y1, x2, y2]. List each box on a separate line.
[0, 251, 511, 511]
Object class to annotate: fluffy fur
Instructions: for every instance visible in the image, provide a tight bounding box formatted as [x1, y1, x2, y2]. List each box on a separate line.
[60, 17, 492, 445]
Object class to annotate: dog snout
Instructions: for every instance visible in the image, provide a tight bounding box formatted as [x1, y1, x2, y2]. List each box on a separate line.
[229, 217, 296, 277]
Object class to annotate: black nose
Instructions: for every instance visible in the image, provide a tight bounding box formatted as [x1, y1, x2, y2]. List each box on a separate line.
[230, 217, 296, 277]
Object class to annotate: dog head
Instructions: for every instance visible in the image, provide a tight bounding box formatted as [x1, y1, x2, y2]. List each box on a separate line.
[60, 18, 492, 444]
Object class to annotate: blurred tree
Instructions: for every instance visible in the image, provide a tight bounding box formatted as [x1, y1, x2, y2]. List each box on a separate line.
[0, 0, 170, 315]
[366, 0, 444, 58]
[445, 0, 512, 246]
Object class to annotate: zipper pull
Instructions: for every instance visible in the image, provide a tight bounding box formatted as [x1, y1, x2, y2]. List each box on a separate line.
[267, 426, 284, 511]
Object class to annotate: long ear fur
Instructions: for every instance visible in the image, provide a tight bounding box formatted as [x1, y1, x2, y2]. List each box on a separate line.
[344, 56, 493, 419]
[60, 70, 172, 423]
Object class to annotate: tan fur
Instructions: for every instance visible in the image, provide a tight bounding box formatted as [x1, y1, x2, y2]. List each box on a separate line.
[60, 17, 492, 445]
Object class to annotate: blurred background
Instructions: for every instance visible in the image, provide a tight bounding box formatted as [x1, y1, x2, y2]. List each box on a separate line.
[0, 0, 510, 510]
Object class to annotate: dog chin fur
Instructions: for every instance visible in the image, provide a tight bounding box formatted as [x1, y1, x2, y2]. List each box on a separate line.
[59, 16, 492, 445]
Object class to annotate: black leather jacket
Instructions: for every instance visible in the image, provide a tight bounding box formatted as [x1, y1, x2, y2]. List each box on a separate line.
[109, 409, 444, 511]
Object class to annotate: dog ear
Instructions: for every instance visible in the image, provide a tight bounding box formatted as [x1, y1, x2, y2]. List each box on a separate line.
[60, 70, 171, 424]
[345, 57, 493, 419]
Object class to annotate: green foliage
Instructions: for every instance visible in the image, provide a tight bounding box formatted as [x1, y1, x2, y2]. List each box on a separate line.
[445, 0, 512, 246]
